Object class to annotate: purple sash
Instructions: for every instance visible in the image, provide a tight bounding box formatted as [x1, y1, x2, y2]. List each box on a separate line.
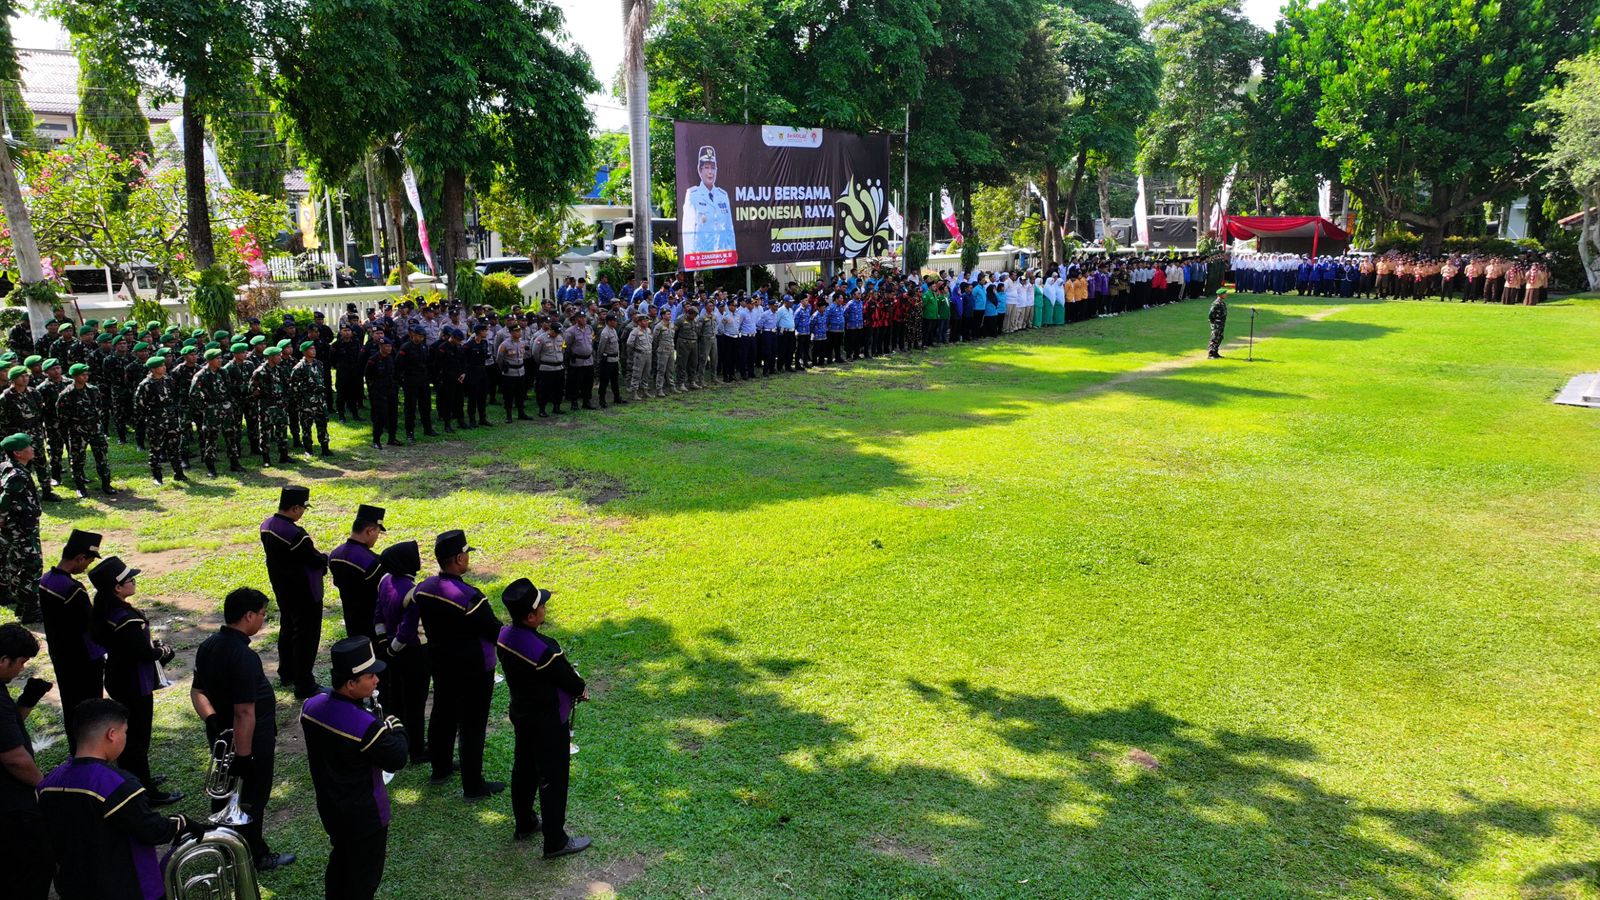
[301, 692, 391, 826]
[497, 625, 575, 724]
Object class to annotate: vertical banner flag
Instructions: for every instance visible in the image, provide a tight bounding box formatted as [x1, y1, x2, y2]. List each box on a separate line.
[1212, 164, 1237, 235]
[401, 166, 436, 273]
[1134, 175, 1150, 246]
[297, 197, 321, 250]
[672, 121, 891, 271]
[887, 202, 906, 239]
[940, 188, 962, 243]
[1318, 178, 1333, 221]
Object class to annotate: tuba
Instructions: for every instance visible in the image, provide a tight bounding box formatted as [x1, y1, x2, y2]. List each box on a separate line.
[164, 730, 261, 899]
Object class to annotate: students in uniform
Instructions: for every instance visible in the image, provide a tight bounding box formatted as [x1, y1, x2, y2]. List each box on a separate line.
[496, 578, 591, 858]
[190, 587, 295, 871]
[301, 637, 410, 899]
[415, 529, 504, 800]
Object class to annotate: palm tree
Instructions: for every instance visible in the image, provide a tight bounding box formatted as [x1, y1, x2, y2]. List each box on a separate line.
[623, 0, 653, 287]
[0, 4, 52, 337]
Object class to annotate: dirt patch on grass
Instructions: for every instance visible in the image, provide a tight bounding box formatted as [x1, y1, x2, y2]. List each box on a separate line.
[584, 479, 632, 506]
[127, 545, 207, 578]
[868, 835, 937, 866]
[553, 851, 653, 899]
[722, 408, 765, 419]
[1126, 749, 1160, 770]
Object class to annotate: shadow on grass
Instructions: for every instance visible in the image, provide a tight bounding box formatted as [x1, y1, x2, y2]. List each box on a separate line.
[31, 614, 1587, 899]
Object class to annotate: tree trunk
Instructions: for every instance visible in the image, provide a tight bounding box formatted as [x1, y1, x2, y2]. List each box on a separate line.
[1044, 162, 1060, 267]
[181, 91, 216, 270]
[1064, 148, 1088, 239]
[1096, 168, 1112, 242]
[1419, 226, 1444, 254]
[386, 185, 410, 294]
[364, 154, 385, 269]
[1580, 188, 1600, 291]
[1196, 174, 1213, 241]
[440, 167, 468, 300]
[0, 114, 50, 337]
[624, 0, 654, 287]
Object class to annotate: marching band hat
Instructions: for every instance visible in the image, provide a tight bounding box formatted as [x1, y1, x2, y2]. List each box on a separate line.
[279, 485, 311, 508]
[331, 636, 385, 683]
[502, 577, 551, 621]
[64, 529, 102, 559]
[89, 555, 139, 593]
[356, 504, 386, 531]
[434, 529, 476, 559]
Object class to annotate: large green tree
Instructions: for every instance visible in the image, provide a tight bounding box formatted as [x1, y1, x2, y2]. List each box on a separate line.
[65, 10, 154, 161]
[1041, 0, 1158, 257]
[1260, 0, 1597, 250]
[1141, 0, 1265, 238]
[0, 0, 51, 333]
[49, 0, 264, 270]
[1533, 52, 1600, 289]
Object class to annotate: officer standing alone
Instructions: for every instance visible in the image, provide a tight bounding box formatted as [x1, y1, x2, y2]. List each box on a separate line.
[1207, 286, 1231, 359]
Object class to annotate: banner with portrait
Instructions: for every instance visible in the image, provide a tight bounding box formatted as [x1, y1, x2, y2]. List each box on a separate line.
[673, 121, 892, 272]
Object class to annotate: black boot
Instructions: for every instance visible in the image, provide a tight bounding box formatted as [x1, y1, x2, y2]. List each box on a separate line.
[173, 466, 190, 483]
[74, 481, 89, 499]
[229, 459, 244, 473]
[261, 454, 273, 468]
[206, 461, 219, 477]
[319, 444, 331, 458]
[151, 464, 164, 485]
[101, 477, 117, 495]
[279, 449, 292, 464]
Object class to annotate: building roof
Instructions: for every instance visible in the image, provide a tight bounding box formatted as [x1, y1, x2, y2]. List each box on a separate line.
[16, 47, 181, 121]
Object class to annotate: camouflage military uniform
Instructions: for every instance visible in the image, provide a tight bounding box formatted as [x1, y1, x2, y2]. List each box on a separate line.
[56, 381, 113, 493]
[190, 365, 243, 473]
[224, 355, 258, 454]
[249, 359, 291, 464]
[170, 357, 200, 458]
[1207, 295, 1228, 358]
[0, 454, 41, 621]
[116, 352, 143, 445]
[132, 371, 186, 481]
[0, 384, 54, 497]
[36, 374, 68, 485]
[289, 355, 331, 455]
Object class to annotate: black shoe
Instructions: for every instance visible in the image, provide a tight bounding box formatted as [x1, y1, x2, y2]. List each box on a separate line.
[543, 836, 592, 859]
[75, 486, 89, 499]
[206, 462, 219, 477]
[514, 820, 543, 841]
[428, 766, 456, 785]
[101, 480, 117, 495]
[256, 852, 297, 871]
[582, 403, 596, 410]
[173, 470, 190, 483]
[423, 430, 440, 437]
[443, 425, 455, 434]
[151, 470, 164, 485]
[373, 440, 384, 450]
[387, 439, 402, 447]
[278, 451, 292, 464]
[42, 490, 60, 502]
[293, 684, 324, 700]
[409, 751, 432, 766]
[613, 398, 627, 405]
[464, 780, 506, 801]
[320, 446, 331, 457]
[148, 789, 185, 807]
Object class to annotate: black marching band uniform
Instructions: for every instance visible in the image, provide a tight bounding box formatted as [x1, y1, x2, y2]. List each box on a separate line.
[329, 504, 385, 642]
[301, 637, 409, 899]
[89, 556, 180, 804]
[374, 539, 431, 762]
[497, 578, 590, 857]
[38, 528, 103, 750]
[261, 485, 328, 698]
[415, 529, 503, 798]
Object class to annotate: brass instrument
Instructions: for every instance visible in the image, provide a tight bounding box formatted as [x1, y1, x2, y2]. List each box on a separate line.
[369, 691, 397, 785]
[164, 729, 261, 899]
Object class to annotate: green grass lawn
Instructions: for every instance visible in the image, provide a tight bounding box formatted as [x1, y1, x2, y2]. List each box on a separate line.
[9, 292, 1600, 898]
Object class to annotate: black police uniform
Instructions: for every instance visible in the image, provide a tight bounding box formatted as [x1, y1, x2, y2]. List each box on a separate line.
[300, 640, 409, 900]
[330, 334, 366, 421]
[462, 334, 491, 426]
[364, 347, 399, 446]
[429, 336, 465, 432]
[393, 335, 434, 440]
[260, 489, 329, 697]
[192, 623, 279, 861]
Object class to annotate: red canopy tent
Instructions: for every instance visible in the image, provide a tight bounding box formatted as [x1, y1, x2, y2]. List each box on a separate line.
[1221, 216, 1351, 258]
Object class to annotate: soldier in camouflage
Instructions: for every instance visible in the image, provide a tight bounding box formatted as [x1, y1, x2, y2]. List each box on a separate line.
[0, 432, 42, 623]
[190, 347, 244, 476]
[0, 365, 59, 501]
[1207, 287, 1231, 359]
[170, 342, 201, 462]
[290, 340, 331, 457]
[57, 363, 115, 496]
[36, 357, 68, 488]
[132, 355, 188, 484]
[225, 340, 260, 455]
[250, 346, 292, 466]
[119, 338, 147, 446]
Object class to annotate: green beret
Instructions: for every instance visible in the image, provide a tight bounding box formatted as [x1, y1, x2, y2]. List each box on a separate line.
[191, 328, 205, 339]
[120, 324, 135, 334]
[77, 324, 94, 336]
[42, 358, 59, 370]
[23, 355, 41, 367]
[95, 333, 112, 343]
[68, 363, 91, 376]
[213, 330, 229, 341]
[7, 365, 27, 380]
[276, 338, 291, 349]
[145, 356, 166, 369]
[133, 341, 150, 352]
[84, 319, 100, 328]
[299, 340, 315, 352]
[263, 346, 281, 358]
[204, 348, 222, 361]
[230, 343, 249, 353]
[0, 432, 31, 452]
[163, 327, 178, 337]
[100, 318, 116, 328]
[181, 339, 197, 349]
[204, 341, 221, 351]
[145, 321, 160, 332]
[249, 335, 267, 346]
